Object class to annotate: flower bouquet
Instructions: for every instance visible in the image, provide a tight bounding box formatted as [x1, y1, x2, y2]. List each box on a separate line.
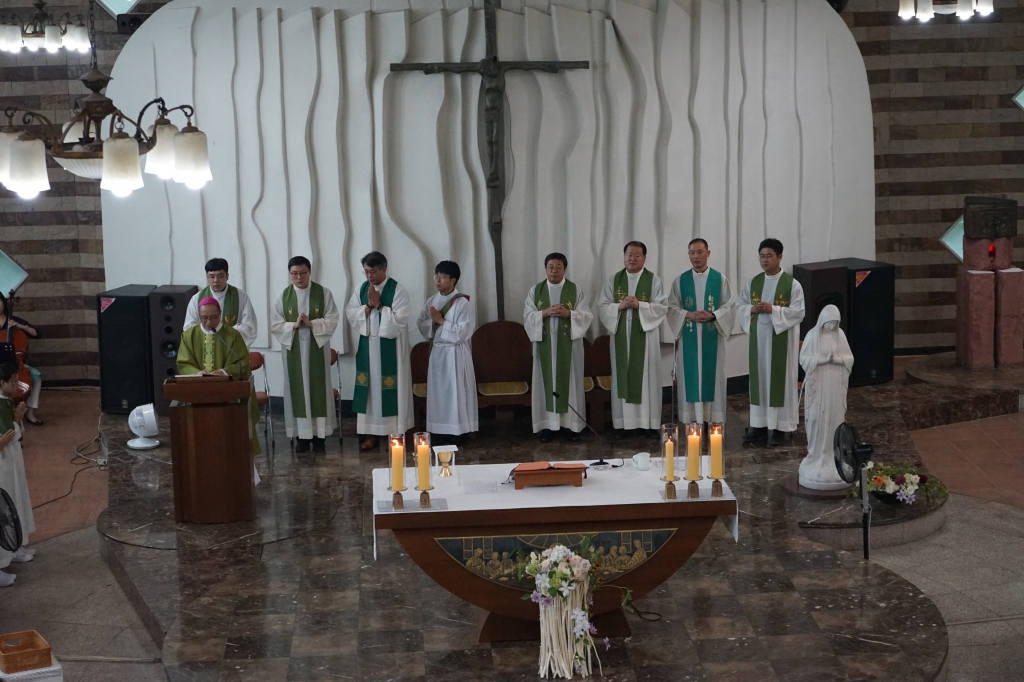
[855, 459, 946, 505]
[519, 539, 625, 679]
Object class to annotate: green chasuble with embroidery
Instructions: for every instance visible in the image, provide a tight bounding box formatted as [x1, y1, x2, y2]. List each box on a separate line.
[176, 324, 261, 454]
[678, 269, 722, 403]
[281, 283, 328, 419]
[748, 271, 794, 408]
[353, 278, 399, 417]
[533, 279, 577, 414]
[613, 268, 654, 405]
[199, 285, 240, 327]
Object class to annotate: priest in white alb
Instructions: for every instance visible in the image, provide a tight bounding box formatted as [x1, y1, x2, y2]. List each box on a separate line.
[524, 252, 593, 442]
[665, 238, 737, 425]
[416, 260, 477, 443]
[270, 256, 339, 453]
[183, 257, 258, 348]
[596, 241, 668, 438]
[345, 251, 413, 451]
[736, 238, 805, 447]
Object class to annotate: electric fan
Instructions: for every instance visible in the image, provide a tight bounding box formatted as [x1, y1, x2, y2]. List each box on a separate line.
[833, 422, 874, 559]
[0, 487, 22, 553]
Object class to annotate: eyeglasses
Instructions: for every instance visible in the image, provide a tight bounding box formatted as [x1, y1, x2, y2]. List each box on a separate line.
[434, 274, 452, 281]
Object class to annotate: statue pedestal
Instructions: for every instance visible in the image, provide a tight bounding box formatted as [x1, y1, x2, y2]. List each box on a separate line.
[780, 473, 849, 500]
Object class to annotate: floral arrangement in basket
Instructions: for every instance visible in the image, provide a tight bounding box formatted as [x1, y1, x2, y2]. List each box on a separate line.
[518, 538, 631, 679]
[851, 459, 947, 505]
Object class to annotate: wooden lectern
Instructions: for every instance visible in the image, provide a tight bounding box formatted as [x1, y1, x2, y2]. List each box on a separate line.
[162, 377, 255, 523]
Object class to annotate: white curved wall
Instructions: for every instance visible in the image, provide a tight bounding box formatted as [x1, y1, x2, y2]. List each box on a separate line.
[101, 0, 875, 394]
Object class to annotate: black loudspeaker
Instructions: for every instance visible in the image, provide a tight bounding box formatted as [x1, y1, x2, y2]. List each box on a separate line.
[149, 285, 199, 415]
[792, 261, 849, 340]
[98, 285, 156, 414]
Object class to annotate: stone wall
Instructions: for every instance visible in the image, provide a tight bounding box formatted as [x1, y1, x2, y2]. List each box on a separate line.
[845, 0, 1024, 351]
[0, 1, 167, 384]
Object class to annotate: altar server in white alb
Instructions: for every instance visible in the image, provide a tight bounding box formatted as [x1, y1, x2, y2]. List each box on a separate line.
[345, 251, 413, 451]
[416, 260, 477, 443]
[270, 256, 339, 453]
[596, 241, 669, 438]
[524, 252, 593, 442]
[183, 258, 258, 348]
[736, 238, 805, 447]
[665, 238, 737, 425]
[0, 363, 34, 587]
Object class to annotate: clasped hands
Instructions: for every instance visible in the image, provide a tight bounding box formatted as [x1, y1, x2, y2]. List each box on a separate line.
[364, 286, 382, 314]
[294, 312, 313, 329]
[542, 304, 572, 319]
[197, 369, 229, 377]
[685, 310, 715, 323]
[428, 306, 445, 325]
[751, 302, 774, 314]
[0, 403, 28, 449]
[617, 296, 642, 311]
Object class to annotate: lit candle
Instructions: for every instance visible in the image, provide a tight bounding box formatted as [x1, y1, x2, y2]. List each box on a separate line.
[391, 440, 405, 490]
[417, 441, 430, 490]
[687, 427, 701, 480]
[665, 438, 674, 479]
[710, 424, 724, 479]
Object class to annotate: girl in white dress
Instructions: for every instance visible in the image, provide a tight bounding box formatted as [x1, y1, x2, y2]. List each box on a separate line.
[0, 362, 34, 587]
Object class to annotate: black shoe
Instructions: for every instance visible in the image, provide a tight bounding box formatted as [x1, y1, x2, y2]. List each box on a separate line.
[539, 429, 553, 443]
[312, 437, 326, 453]
[742, 427, 767, 444]
[568, 431, 581, 443]
[769, 430, 786, 447]
[647, 429, 660, 440]
[615, 429, 629, 441]
[294, 438, 311, 453]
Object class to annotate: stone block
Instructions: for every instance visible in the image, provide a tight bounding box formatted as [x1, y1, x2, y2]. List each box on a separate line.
[962, 237, 1014, 271]
[955, 266, 995, 369]
[996, 268, 1024, 367]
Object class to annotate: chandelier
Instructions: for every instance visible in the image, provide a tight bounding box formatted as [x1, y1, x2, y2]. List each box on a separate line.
[0, 1, 210, 200]
[899, 0, 993, 20]
[0, 1, 90, 54]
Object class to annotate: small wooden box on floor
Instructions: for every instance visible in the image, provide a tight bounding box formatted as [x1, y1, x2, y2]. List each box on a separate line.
[163, 378, 254, 524]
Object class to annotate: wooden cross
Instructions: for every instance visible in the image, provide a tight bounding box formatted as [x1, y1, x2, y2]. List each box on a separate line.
[391, 0, 588, 320]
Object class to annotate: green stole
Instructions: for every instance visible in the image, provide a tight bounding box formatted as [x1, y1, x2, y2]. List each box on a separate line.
[352, 279, 399, 417]
[613, 268, 654, 405]
[200, 285, 240, 327]
[0, 396, 14, 433]
[678, 269, 722, 403]
[432, 292, 470, 338]
[748, 271, 794, 408]
[533, 279, 577, 414]
[281, 283, 327, 419]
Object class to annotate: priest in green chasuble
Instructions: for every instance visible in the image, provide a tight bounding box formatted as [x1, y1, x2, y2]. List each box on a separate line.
[270, 256, 340, 452]
[524, 252, 593, 442]
[596, 241, 668, 437]
[736, 238, 805, 447]
[183, 257, 258, 348]
[177, 297, 261, 455]
[666, 239, 737, 425]
[345, 251, 413, 451]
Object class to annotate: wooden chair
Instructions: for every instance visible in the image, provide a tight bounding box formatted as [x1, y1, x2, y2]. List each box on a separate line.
[472, 320, 533, 412]
[411, 341, 431, 432]
[249, 351, 274, 456]
[584, 335, 612, 434]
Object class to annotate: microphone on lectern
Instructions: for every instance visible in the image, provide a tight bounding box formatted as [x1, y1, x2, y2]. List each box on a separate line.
[551, 391, 610, 470]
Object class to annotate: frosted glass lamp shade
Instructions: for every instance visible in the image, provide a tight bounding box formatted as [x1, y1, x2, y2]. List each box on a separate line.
[6, 25, 22, 52]
[7, 137, 50, 199]
[172, 127, 212, 190]
[74, 24, 89, 53]
[61, 26, 77, 50]
[977, 0, 993, 14]
[916, 0, 934, 20]
[23, 33, 44, 52]
[0, 129, 22, 185]
[43, 25, 60, 52]
[101, 133, 144, 198]
[144, 121, 179, 179]
[956, 0, 974, 17]
[0, 24, 9, 52]
[898, 0, 916, 18]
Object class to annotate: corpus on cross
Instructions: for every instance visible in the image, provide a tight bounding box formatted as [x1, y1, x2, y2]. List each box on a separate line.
[390, 0, 588, 320]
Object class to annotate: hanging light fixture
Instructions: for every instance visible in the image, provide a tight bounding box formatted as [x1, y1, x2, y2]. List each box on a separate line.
[1, 2, 81, 55]
[898, 0, 916, 18]
[916, 0, 934, 20]
[0, 0, 210, 199]
[903, 0, 993, 19]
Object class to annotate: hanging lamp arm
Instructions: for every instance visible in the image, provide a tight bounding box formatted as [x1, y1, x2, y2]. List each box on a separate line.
[133, 97, 167, 144]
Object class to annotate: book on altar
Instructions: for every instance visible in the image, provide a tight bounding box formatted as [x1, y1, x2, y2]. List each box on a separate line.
[174, 374, 233, 382]
[512, 462, 587, 490]
[513, 462, 588, 472]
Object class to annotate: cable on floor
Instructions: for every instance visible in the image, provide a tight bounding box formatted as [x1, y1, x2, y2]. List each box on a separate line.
[625, 602, 662, 622]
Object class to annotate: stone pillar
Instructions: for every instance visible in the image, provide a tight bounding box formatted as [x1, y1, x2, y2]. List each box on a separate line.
[963, 237, 1014, 271]
[996, 268, 1024, 368]
[955, 267, 995, 369]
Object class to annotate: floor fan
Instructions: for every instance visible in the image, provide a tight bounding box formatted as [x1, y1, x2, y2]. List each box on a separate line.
[833, 422, 874, 560]
[0, 488, 22, 553]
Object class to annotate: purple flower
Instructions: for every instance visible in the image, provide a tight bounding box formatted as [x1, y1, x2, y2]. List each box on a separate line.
[575, 664, 584, 674]
[914, 459, 923, 468]
[603, 636, 611, 651]
[541, 596, 555, 607]
[530, 591, 543, 603]
[589, 624, 598, 635]
[896, 490, 916, 505]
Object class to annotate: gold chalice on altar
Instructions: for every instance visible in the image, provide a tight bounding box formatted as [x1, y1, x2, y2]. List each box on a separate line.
[437, 450, 454, 478]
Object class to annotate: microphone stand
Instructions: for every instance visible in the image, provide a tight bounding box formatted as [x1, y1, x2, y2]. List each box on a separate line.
[551, 390, 612, 470]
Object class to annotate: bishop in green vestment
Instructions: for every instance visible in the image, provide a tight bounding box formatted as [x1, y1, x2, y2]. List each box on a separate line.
[177, 297, 261, 455]
[736, 238, 805, 447]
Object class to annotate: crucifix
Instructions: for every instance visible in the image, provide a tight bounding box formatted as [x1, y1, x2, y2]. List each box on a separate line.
[391, 0, 588, 320]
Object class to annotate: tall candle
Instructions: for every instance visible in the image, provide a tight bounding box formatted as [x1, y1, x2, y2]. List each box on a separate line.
[665, 439, 674, 479]
[687, 430, 701, 480]
[416, 443, 430, 490]
[710, 430, 724, 479]
[391, 443, 405, 490]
